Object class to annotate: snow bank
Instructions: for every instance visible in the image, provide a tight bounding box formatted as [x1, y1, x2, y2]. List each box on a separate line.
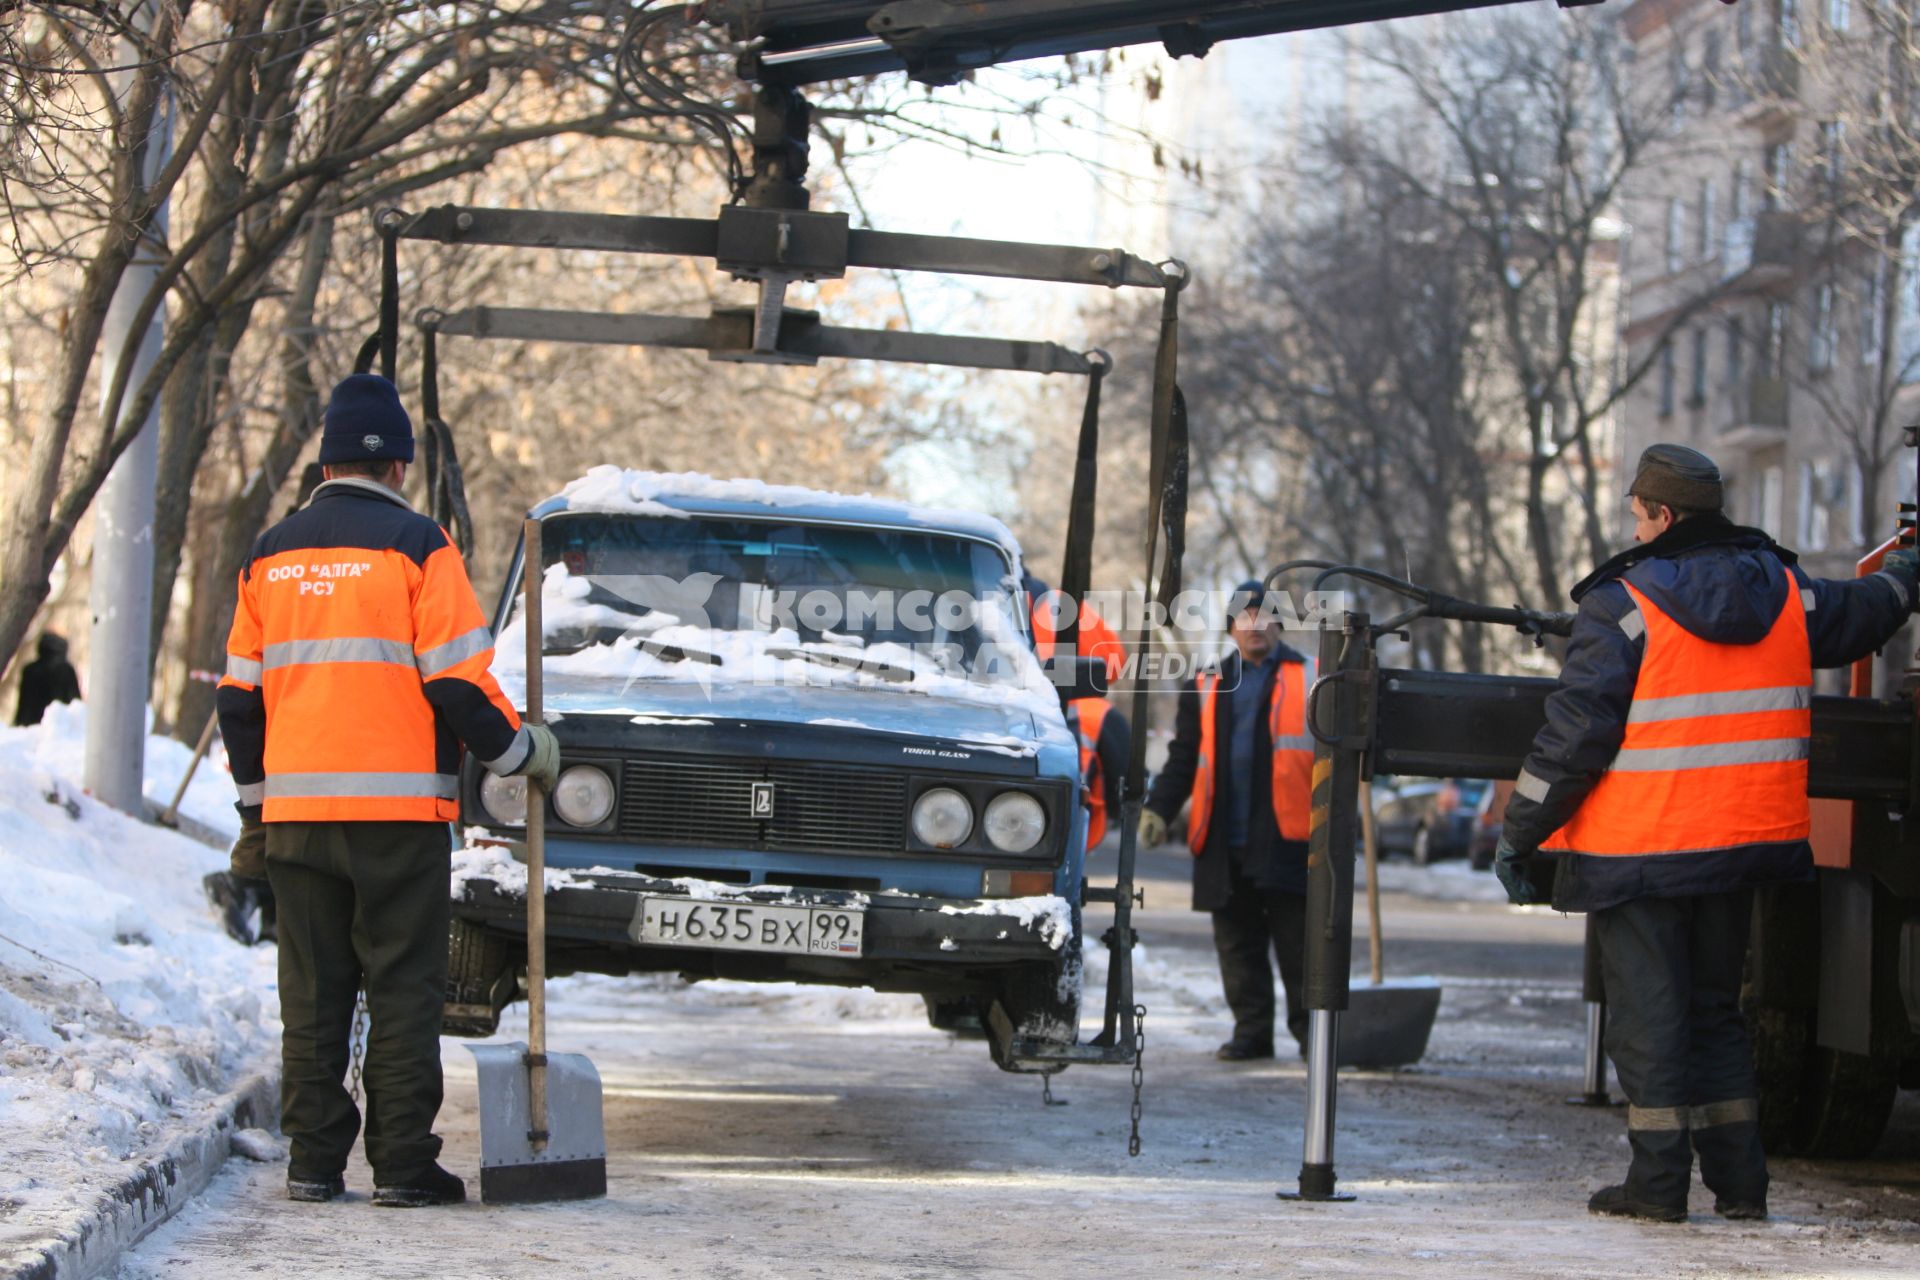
[0, 707, 276, 1251]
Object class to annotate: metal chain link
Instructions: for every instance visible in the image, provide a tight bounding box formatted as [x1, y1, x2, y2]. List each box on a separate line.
[1128, 1002, 1147, 1157]
[1041, 1071, 1068, 1107]
[348, 989, 368, 1104]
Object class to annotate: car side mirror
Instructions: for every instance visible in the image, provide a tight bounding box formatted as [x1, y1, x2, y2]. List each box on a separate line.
[1045, 654, 1109, 704]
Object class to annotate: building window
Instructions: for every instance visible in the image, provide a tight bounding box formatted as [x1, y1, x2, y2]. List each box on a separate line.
[1691, 328, 1710, 403]
[1738, 0, 1756, 55]
[1728, 316, 1746, 384]
[1761, 465, 1785, 533]
[1827, 0, 1850, 32]
[1864, 259, 1885, 364]
[1666, 198, 1686, 273]
[1801, 458, 1840, 551]
[1764, 302, 1788, 377]
[1671, 39, 1690, 122]
[1819, 120, 1845, 187]
[1812, 283, 1836, 370]
[1781, 0, 1802, 48]
[1732, 159, 1752, 221]
[1700, 182, 1719, 258]
[1659, 342, 1677, 416]
[1764, 142, 1792, 210]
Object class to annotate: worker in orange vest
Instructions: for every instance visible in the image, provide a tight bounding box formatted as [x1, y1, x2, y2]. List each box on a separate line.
[1028, 575, 1130, 848]
[1498, 444, 1918, 1223]
[1139, 580, 1314, 1060]
[218, 375, 559, 1209]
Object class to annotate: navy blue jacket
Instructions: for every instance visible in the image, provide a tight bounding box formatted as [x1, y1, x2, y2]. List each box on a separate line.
[1503, 515, 1913, 913]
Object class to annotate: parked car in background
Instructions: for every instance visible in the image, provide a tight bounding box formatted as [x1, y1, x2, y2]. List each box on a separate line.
[1371, 777, 1492, 864]
[1467, 778, 1516, 871]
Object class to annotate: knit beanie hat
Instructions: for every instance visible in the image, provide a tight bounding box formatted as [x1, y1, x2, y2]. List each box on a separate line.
[1225, 579, 1268, 632]
[1628, 443, 1723, 514]
[318, 374, 414, 465]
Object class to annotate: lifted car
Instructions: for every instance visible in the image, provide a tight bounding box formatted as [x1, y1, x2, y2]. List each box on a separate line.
[444, 468, 1102, 1071]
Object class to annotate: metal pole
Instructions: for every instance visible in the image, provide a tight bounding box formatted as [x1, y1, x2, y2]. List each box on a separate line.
[1280, 611, 1367, 1204]
[1567, 915, 1615, 1107]
[83, 7, 172, 815]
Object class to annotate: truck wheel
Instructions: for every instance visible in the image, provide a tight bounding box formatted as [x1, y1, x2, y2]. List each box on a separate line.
[986, 951, 1083, 1073]
[923, 994, 987, 1039]
[1748, 1005, 1813, 1154]
[443, 917, 518, 1038]
[1790, 1046, 1897, 1158]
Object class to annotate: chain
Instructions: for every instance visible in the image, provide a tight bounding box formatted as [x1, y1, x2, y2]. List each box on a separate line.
[1041, 1071, 1068, 1107]
[348, 989, 368, 1105]
[1128, 1002, 1147, 1158]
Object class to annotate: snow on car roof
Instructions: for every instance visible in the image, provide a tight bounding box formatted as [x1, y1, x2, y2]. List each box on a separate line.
[539, 466, 1023, 564]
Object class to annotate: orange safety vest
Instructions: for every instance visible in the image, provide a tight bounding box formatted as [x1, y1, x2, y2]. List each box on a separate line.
[1189, 657, 1314, 855]
[1072, 697, 1111, 846]
[1542, 580, 1811, 857]
[219, 480, 524, 823]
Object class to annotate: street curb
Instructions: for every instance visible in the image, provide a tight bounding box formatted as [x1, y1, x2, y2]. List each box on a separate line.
[3, 1069, 278, 1280]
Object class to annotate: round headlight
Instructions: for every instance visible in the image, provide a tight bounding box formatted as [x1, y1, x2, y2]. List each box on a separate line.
[553, 765, 615, 828]
[479, 773, 528, 827]
[984, 791, 1047, 853]
[912, 787, 974, 848]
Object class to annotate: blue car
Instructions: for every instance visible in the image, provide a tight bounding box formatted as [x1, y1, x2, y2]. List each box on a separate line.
[444, 470, 1094, 1072]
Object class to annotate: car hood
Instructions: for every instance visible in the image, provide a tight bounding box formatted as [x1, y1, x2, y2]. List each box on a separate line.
[539, 679, 1067, 761]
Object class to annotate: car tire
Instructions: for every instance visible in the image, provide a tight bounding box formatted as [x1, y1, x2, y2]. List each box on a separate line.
[923, 994, 988, 1039]
[443, 917, 518, 1038]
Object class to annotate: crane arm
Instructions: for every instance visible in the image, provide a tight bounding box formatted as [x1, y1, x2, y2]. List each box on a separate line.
[706, 0, 1609, 86]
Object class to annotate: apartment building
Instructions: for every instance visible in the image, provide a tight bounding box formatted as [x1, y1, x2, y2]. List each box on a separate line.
[1617, 0, 1916, 622]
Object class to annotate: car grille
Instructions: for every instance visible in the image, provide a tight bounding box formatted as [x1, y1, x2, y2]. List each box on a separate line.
[617, 757, 908, 855]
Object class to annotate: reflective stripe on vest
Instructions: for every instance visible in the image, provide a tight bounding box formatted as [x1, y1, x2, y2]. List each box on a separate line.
[1072, 697, 1111, 847]
[1189, 656, 1315, 854]
[1541, 580, 1811, 858]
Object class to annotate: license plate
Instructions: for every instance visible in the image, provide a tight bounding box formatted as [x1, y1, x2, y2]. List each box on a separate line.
[631, 897, 865, 957]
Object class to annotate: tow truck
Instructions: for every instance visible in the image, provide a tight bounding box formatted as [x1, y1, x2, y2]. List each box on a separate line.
[361, 0, 1920, 1187]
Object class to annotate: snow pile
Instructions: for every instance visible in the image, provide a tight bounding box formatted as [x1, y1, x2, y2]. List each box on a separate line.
[1367, 857, 1513, 905]
[0, 707, 276, 1250]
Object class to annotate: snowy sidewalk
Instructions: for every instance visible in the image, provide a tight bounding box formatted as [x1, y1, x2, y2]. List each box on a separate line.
[0, 708, 279, 1279]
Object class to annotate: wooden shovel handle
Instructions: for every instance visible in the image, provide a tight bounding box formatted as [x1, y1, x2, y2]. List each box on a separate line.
[522, 518, 549, 1148]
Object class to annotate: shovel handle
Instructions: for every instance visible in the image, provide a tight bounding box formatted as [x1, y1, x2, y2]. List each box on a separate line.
[522, 518, 549, 1150]
[1359, 780, 1384, 986]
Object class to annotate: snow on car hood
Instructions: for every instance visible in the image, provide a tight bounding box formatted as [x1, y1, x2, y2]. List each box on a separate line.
[496, 679, 1065, 759]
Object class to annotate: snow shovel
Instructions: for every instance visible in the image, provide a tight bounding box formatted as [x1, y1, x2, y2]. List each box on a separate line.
[468, 518, 607, 1203]
[1336, 780, 1441, 1069]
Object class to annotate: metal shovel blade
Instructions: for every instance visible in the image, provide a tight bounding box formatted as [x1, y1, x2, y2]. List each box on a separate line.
[468, 1041, 607, 1203]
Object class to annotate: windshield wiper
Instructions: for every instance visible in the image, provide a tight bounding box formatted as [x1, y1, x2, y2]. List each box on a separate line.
[765, 644, 914, 684]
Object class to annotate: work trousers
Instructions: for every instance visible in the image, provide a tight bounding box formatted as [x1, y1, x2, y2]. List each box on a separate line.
[1210, 869, 1308, 1053]
[266, 821, 452, 1185]
[1592, 889, 1769, 1210]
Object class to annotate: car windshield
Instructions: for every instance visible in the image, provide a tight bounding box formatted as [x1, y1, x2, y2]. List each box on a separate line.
[491, 512, 1051, 711]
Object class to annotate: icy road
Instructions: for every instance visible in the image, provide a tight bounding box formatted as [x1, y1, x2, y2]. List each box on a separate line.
[117, 848, 1920, 1279]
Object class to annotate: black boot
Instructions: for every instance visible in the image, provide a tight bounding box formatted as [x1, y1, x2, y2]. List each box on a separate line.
[1588, 1183, 1686, 1223]
[373, 1162, 466, 1208]
[286, 1173, 345, 1203]
[201, 872, 256, 945]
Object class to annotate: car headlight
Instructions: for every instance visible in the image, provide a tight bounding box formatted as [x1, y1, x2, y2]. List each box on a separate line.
[912, 787, 974, 848]
[553, 765, 615, 828]
[479, 773, 528, 826]
[984, 791, 1046, 854]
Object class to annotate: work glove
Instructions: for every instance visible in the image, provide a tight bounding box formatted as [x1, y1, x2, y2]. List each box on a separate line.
[229, 814, 267, 880]
[1493, 836, 1542, 907]
[1138, 809, 1168, 849]
[1885, 547, 1920, 612]
[519, 723, 561, 789]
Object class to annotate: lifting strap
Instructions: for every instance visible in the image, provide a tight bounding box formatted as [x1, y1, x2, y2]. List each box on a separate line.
[1056, 351, 1108, 657]
[351, 215, 403, 379]
[419, 319, 474, 556]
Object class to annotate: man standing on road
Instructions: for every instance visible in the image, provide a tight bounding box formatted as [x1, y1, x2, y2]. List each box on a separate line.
[1496, 443, 1917, 1223]
[1139, 581, 1314, 1060]
[217, 374, 558, 1208]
